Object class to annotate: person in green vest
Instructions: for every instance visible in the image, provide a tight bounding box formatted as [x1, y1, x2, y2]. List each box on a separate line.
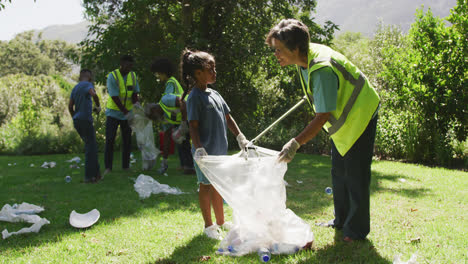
[266, 19, 380, 242]
[104, 55, 140, 175]
[150, 57, 194, 175]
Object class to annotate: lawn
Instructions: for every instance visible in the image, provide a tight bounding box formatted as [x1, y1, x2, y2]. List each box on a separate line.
[0, 151, 466, 263]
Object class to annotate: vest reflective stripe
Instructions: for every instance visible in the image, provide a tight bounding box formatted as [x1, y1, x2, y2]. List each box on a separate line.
[106, 69, 137, 111]
[298, 43, 380, 156]
[159, 77, 183, 125]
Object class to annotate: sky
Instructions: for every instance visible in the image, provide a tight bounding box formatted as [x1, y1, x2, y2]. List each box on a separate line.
[0, 0, 85, 41]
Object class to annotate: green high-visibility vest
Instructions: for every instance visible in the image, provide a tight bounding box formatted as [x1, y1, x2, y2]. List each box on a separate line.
[297, 43, 380, 156]
[106, 69, 137, 111]
[159, 76, 184, 125]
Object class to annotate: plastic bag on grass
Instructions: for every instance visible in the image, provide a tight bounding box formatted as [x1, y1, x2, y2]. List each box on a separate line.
[133, 174, 185, 199]
[129, 105, 160, 170]
[0, 203, 50, 239]
[196, 146, 313, 256]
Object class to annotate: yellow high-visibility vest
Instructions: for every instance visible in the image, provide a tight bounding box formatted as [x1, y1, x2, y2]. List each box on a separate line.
[106, 69, 137, 111]
[159, 76, 184, 124]
[298, 43, 380, 156]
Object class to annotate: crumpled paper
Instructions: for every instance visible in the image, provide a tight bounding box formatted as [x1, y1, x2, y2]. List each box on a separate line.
[0, 202, 50, 239]
[393, 253, 418, 264]
[41, 161, 56, 168]
[66, 157, 81, 163]
[133, 174, 185, 199]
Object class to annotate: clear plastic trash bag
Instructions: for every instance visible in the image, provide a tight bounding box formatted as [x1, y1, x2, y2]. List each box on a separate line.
[196, 146, 314, 256]
[129, 105, 160, 170]
[133, 174, 185, 199]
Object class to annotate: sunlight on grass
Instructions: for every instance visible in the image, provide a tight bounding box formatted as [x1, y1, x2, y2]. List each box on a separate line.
[1, 152, 466, 263]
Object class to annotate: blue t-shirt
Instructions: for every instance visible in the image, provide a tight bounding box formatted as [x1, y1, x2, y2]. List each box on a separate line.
[187, 87, 230, 155]
[105, 72, 140, 120]
[301, 66, 338, 113]
[70, 81, 94, 122]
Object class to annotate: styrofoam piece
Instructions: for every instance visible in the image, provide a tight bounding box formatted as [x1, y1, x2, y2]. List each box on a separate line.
[69, 209, 100, 228]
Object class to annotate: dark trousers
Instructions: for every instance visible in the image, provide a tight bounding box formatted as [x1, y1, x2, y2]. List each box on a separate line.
[331, 114, 378, 240]
[177, 135, 194, 169]
[73, 119, 100, 181]
[104, 116, 132, 170]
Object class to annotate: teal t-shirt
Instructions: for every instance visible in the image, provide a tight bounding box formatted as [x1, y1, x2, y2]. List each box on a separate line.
[105, 72, 140, 120]
[301, 67, 338, 113]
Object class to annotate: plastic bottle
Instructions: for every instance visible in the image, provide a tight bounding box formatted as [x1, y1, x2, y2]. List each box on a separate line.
[258, 247, 271, 262]
[65, 175, 71, 183]
[271, 243, 299, 254]
[325, 187, 333, 195]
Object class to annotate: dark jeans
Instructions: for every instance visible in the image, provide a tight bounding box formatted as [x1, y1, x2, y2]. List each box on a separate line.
[177, 135, 193, 169]
[331, 114, 378, 240]
[105, 116, 132, 170]
[73, 119, 100, 181]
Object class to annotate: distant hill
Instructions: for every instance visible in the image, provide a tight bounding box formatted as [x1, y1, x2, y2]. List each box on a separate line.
[29, 1, 458, 44]
[34, 21, 91, 44]
[314, 0, 457, 36]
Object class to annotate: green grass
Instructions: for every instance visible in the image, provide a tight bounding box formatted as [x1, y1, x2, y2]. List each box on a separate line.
[0, 152, 466, 263]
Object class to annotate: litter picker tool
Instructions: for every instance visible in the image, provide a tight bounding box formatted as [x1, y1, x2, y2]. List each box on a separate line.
[250, 96, 307, 145]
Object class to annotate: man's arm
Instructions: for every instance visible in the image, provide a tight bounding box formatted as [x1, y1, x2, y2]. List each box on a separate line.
[111, 96, 129, 115]
[89, 88, 100, 109]
[294, 112, 330, 145]
[68, 99, 75, 117]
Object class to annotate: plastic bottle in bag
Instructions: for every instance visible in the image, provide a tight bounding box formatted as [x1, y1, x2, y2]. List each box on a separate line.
[271, 243, 299, 254]
[258, 247, 271, 262]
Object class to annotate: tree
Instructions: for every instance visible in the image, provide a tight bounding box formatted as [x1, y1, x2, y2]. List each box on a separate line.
[80, 0, 337, 137]
[0, 31, 79, 77]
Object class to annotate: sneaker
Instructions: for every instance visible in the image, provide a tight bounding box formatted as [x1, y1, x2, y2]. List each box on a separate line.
[158, 159, 168, 174]
[204, 225, 222, 240]
[220, 221, 234, 231]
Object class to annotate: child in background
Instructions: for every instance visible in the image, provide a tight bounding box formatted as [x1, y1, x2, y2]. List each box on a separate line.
[150, 58, 194, 174]
[181, 49, 250, 240]
[68, 69, 102, 183]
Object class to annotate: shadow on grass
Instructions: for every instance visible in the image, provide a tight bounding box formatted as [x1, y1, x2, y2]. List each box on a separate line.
[299, 233, 391, 264]
[283, 154, 432, 219]
[0, 151, 431, 257]
[0, 152, 201, 251]
[150, 234, 218, 264]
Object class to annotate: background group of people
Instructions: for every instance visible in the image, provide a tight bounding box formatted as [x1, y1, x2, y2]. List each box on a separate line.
[69, 18, 380, 244]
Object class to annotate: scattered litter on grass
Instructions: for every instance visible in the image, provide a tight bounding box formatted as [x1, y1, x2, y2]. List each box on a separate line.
[8, 163, 16, 166]
[198, 256, 211, 261]
[69, 209, 100, 228]
[0, 202, 50, 239]
[133, 174, 185, 199]
[163, 173, 168, 177]
[399, 178, 407, 182]
[393, 253, 418, 264]
[41, 161, 56, 168]
[407, 237, 421, 243]
[296, 180, 303, 184]
[30, 164, 34, 167]
[66, 157, 81, 163]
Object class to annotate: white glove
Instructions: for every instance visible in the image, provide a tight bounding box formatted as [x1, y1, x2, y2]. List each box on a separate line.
[236, 133, 250, 150]
[172, 122, 189, 144]
[194, 148, 208, 161]
[277, 138, 300, 163]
